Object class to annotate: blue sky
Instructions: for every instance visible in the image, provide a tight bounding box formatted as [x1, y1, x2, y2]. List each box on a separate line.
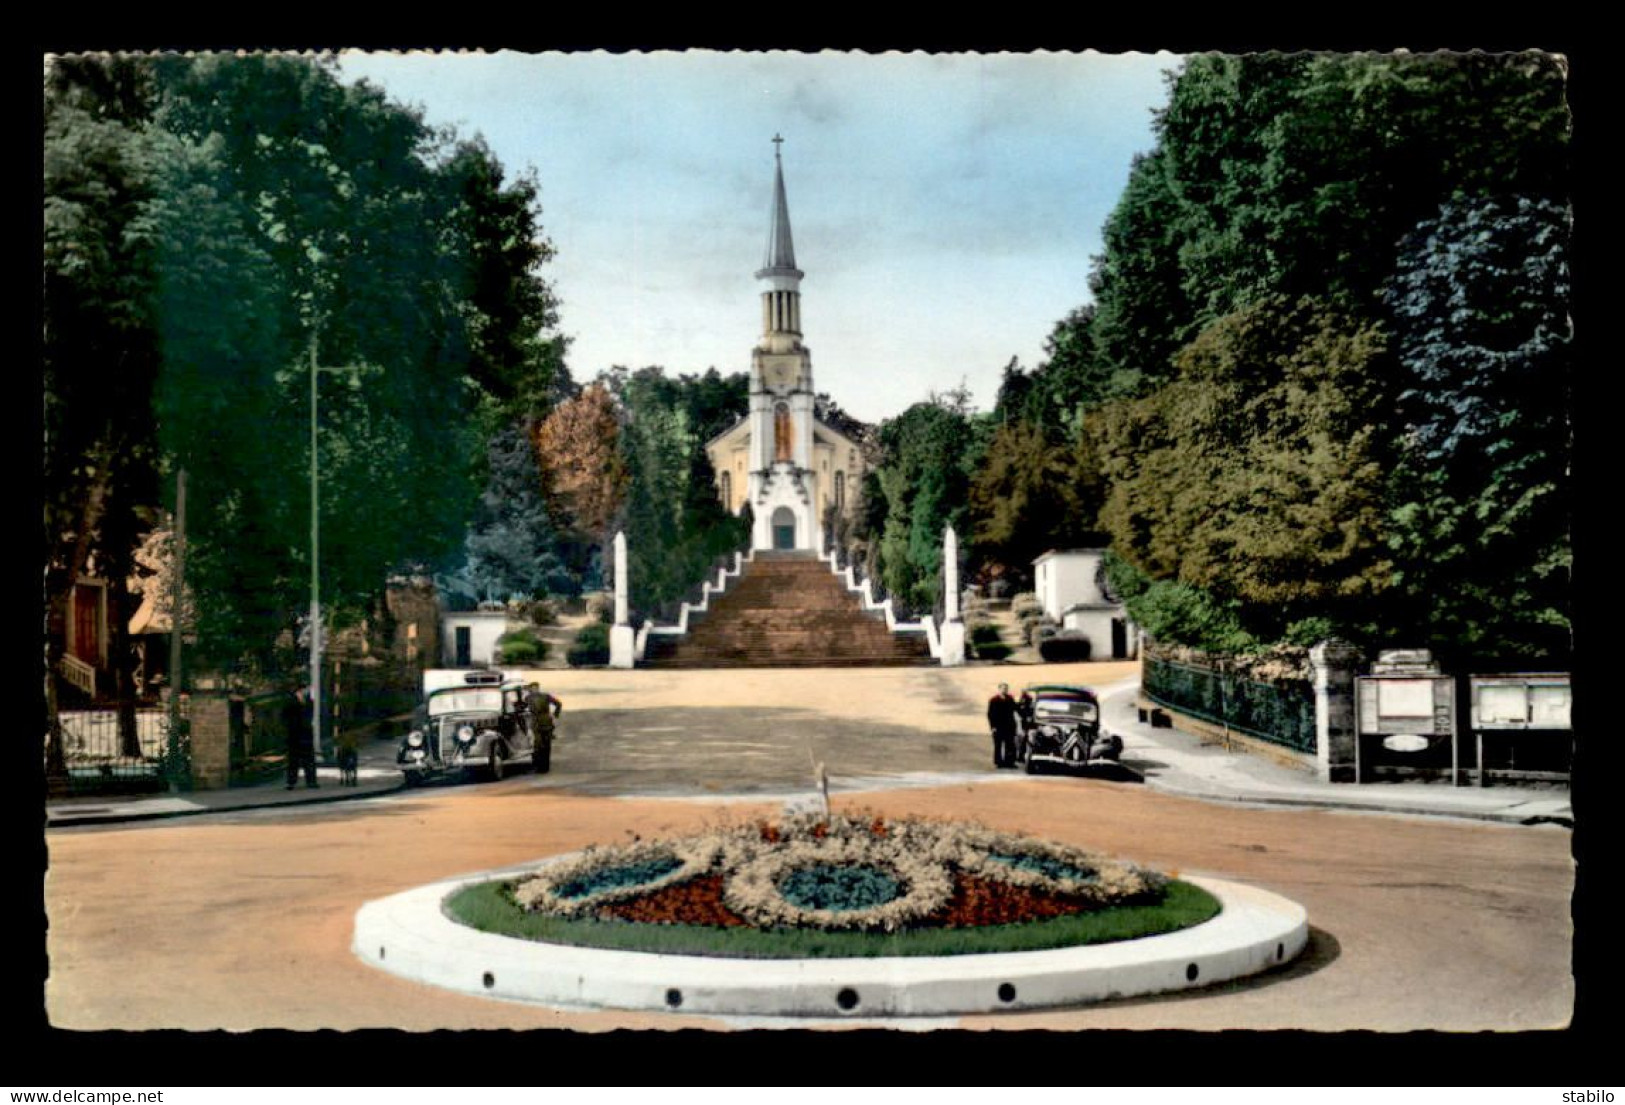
[338, 50, 1182, 423]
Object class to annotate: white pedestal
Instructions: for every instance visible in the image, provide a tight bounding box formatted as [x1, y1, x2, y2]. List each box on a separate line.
[938, 620, 967, 667]
[609, 625, 636, 670]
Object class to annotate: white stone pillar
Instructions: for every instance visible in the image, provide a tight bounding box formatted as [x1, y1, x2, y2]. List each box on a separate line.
[938, 526, 966, 666]
[609, 530, 635, 668]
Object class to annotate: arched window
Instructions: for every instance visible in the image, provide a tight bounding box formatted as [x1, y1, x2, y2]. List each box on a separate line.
[833, 470, 845, 511]
[774, 402, 792, 463]
[719, 470, 732, 510]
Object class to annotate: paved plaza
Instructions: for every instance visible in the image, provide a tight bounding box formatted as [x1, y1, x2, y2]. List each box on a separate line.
[43, 661, 1577, 1033]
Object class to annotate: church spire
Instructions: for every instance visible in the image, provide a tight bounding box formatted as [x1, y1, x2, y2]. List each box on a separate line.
[755, 135, 803, 344]
[758, 134, 802, 278]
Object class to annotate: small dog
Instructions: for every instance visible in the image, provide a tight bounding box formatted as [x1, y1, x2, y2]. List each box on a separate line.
[337, 744, 359, 787]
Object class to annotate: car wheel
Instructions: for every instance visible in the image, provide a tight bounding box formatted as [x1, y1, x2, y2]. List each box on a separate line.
[488, 744, 505, 782]
[533, 733, 552, 774]
[402, 770, 420, 788]
[1024, 755, 1039, 775]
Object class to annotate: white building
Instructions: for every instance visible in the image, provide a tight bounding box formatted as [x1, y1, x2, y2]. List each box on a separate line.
[439, 609, 508, 668]
[1032, 548, 1139, 660]
[705, 138, 865, 552]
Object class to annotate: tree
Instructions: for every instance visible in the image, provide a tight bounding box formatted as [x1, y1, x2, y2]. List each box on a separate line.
[871, 391, 986, 613]
[536, 381, 628, 578]
[967, 419, 1105, 588]
[143, 55, 554, 674]
[43, 55, 164, 763]
[1383, 196, 1572, 665]
[449, 426, 574, 603]
[1097, 296, 1394, 643]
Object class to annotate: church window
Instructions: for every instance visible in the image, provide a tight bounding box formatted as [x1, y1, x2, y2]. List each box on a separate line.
[834, 471, 845, 510]
[720, 470, 732, 508]
[774, 402, 792, 462]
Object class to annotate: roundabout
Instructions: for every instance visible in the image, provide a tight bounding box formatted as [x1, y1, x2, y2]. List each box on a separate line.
[352, 816, 1310, 1018]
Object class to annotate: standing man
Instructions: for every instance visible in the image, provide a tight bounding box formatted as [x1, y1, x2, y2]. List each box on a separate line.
[987, 682, 1019, 769]
[527, 686, 563, 774]
[284, 683, 318, 789]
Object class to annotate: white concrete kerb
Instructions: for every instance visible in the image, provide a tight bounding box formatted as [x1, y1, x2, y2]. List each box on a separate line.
[353, 858, 1308, 1018]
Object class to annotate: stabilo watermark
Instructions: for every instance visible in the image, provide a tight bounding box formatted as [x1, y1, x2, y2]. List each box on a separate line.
[1563, 1095, 1616, 1103]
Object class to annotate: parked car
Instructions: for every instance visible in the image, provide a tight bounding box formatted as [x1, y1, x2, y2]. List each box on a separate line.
[1018, 683, 1123, 773]
[397, 669, 545, 784]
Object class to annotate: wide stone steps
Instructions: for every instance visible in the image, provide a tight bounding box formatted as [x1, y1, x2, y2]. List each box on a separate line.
[640, 553, 932, 669]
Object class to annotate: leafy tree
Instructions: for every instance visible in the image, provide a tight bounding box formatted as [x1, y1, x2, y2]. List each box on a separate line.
[871, 391, 986, 613]
[610, 368, 748, 618]
[447, 425, 574, 604]
[967, 419, 1106, 588]
[1097, 296, 1393, 642]
[536, 381, 628, 576]
[43, 55, 164, 761]
[1383, 196, 1572, 665]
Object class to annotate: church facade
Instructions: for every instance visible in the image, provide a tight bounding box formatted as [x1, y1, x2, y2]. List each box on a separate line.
[705, 140, 865, 552]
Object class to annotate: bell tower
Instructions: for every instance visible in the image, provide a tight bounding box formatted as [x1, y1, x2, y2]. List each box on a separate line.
[746, 135, 818, 551]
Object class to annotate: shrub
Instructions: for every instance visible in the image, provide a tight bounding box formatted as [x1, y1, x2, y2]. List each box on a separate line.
[1039, 634, 1092, 662]
[496, 628, 548, 664]
[975, 642, 1013, 661]
[526, 599, 560, 627]
[970, 623, 1004, 646]
[567, 623, 611, 667]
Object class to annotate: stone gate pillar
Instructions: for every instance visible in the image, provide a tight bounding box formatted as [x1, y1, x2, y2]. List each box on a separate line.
[1311, 639, 1362, 783]
[609, 530, 636, 669]
[938, 526, 966, 667]
[186, 689, 232, 790]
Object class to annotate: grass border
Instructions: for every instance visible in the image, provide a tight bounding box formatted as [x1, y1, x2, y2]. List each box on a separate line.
[444, 877, 1222, 959]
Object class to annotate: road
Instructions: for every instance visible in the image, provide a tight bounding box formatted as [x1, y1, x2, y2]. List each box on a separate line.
[42, 663, 1575, 1032]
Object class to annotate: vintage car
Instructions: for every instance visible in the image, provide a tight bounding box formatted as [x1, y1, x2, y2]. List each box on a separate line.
[396, 669, 550, 784]
[1018, 683, 1123, 774]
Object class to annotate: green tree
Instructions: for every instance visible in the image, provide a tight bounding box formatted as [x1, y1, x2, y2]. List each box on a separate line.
[1384, 196, 1572, 665]
[43, 55, 164, 762]
[1098, 297, 1393, 642]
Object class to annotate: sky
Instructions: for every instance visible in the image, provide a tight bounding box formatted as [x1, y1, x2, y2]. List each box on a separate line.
[337, 50, 1182, 424]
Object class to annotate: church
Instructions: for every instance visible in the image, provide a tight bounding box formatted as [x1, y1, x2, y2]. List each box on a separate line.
[705, 139, 866, 552]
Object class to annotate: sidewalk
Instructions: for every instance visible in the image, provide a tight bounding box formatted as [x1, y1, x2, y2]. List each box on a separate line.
[1096, 678, 1573, 827]
[46, 746, 406, 828]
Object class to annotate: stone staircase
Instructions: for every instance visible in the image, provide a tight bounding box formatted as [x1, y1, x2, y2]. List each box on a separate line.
[641, 551, 932, 668]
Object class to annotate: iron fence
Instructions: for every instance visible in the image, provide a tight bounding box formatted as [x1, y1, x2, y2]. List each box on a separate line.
[1143, 655, 1317, 754]
[48, 709, 168, 793]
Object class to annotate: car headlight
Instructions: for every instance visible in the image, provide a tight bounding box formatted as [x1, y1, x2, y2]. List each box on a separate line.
[406, 731, 424, 749]
[456, 724, 475, 744]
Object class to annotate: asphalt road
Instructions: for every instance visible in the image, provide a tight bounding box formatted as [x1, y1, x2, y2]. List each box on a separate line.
[42, 663, 1575, 1033]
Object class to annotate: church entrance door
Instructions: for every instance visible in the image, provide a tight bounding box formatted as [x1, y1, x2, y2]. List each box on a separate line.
[771, 507, 796, 550]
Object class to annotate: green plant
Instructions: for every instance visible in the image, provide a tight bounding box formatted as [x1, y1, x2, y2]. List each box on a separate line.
[527, 599, 560, 627]
[567, 622, 611, 667]
[970, 623, 1003, 645]
[496, 627, 548, 664]
[975, 643, 1014, 661]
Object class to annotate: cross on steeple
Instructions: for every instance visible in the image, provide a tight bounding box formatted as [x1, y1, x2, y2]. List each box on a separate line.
[772, 133, 784, 158]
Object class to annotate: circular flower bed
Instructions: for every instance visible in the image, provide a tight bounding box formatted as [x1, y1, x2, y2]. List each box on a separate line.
[510, 813, 1169, 935]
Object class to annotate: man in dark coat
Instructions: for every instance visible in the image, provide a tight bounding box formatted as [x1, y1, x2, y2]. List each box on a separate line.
[284, 685, 318, 789]
[527, 687, 563, 774]
[987, 682, 1019, 769]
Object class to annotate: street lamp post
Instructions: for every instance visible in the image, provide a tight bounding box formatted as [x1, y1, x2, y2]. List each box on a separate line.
[309, 335, 325, 765]
[307, 333, 361, 766]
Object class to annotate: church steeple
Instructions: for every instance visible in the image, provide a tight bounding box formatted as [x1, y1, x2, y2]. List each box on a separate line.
[755, 135, 803, 346]
[759, 135, 802, 278]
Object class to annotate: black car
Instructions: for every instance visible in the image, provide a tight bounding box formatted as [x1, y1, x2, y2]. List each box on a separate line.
[397, 669, 548, 784]
[1018, 684, 1123, 773]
